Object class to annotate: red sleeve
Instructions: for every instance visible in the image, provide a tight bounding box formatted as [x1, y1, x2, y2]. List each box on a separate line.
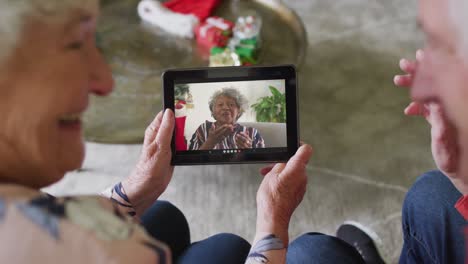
[455, 195, 468, 220]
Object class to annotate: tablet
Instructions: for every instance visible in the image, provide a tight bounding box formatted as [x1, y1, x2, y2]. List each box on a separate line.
[162, 65, 299, 165]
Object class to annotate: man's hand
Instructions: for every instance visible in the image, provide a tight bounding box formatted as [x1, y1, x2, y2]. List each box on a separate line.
[235, 132, 252, 149]
[122, 109, 175, 217]
[255, 145, 313, 245]
[200, 123, 234, 149]
[394, 50, 459, 177]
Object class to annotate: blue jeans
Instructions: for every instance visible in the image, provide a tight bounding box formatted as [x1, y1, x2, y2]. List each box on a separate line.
[141, 201, 364, 264]
[400, 170, 467, 264]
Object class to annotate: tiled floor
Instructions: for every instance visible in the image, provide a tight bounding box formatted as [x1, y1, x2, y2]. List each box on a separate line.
[44, 0, 434, 262]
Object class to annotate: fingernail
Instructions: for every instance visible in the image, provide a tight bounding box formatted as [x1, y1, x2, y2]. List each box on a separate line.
[416, 49, 424, 61]
[301, 144, 312, 152]
[163, 108, 172, 120]
[399, 59, 407, 67]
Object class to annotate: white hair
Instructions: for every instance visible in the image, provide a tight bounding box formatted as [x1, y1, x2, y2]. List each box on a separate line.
[449, 0, 468, 59]
[209, 88, 248, 120]
[0, 0, 98, 66]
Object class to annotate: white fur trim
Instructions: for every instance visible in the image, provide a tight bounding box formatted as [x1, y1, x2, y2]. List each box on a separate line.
[137, 0, 199, 38]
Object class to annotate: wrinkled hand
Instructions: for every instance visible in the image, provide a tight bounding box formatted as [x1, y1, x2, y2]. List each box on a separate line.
[235, 132, 252, 149]
[200, 123, 234, 149]
[394, 50, 459, 177]
[256, 145, 313, 244]
[122, 110, 175, 217]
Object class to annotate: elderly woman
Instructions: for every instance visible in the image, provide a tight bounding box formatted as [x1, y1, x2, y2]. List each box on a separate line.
[189, 88, 265, 150]
[0, 1, 365, 263]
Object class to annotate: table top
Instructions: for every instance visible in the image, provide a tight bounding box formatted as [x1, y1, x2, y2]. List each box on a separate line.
[84, 0, 307, 143]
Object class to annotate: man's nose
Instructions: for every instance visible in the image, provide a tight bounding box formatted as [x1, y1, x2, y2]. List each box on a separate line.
[88, 45, 114, 96]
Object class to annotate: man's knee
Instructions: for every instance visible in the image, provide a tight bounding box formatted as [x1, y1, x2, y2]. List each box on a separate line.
[403, 170, 460, 219]
[402, 170, 463, 241]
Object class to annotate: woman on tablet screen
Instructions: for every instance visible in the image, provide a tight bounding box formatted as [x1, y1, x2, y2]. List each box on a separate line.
[189, 88, 266, 150]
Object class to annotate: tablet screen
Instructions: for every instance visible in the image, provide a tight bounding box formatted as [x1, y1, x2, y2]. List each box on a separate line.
[174, 79, 287, 155]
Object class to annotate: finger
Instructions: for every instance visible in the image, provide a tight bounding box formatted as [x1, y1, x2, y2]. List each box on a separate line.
[216, 124, 228, 133]
[427, 103, 447, 126]
[280, 145, 313, 180]
[236, 137, 249, 148]
[239, 131, 249, 137]
[220, 124, 234, 133]
[404, 102, 426, 116]
[399, 59, 417, 74]
[236, 133, 250, 142]
[405, 102, 430, 117]
[242, 132, 253, 142]
[394, 75, 413, 87]
[416, 49, 424, 62]
[155, 109, 175, 151]
[217, 127, 229, 136]
[235, 135, 244, 145]
[144, 111, 164, 146]
[260, 164, 275, 176]
[221, 127, 234, 137]
[269, 163, 287, 175]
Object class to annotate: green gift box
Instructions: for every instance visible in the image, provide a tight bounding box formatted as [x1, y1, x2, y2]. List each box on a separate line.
[234, 38, 259, 64]
[239, 38, 258, 48]
[210, 47, 226, 55]
[235, 46, 257, 63]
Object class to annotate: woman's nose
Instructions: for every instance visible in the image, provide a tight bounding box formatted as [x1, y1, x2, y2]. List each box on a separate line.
[88, 45, 114, 96]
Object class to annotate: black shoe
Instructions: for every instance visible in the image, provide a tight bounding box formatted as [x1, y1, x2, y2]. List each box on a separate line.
[336, 221, 386, 264]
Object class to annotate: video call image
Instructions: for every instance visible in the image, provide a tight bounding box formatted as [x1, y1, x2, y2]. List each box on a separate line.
[174, 79, 287, 152]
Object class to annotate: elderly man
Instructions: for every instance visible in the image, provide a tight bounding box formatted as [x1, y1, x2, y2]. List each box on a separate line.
[337, 0, 468, 263]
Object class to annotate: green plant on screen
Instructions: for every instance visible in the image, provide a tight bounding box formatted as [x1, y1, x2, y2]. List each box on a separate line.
[251, 86, 286, 123]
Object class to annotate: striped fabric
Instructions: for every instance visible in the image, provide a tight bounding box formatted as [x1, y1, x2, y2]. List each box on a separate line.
[189, 121, 265, 150]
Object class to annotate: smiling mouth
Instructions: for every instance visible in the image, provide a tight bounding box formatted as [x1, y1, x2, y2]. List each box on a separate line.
[59, 113, 83, 129]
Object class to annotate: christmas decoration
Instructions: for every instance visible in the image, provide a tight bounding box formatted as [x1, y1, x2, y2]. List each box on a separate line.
[209, 47, 241, 67]
[195, 17, 234, 49]
[137, 0, 199, 38]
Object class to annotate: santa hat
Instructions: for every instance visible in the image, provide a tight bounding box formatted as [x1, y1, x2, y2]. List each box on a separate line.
[163, 0, 221, 22]
[138, 0, 221, 38]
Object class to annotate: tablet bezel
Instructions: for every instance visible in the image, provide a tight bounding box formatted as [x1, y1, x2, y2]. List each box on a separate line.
[162, 65, 299, 165]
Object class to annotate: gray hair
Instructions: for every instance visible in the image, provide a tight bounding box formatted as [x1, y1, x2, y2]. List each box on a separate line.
[449, 0, 468, 59]
[209, 88, 248, 120]
[0, 0, 98, 66]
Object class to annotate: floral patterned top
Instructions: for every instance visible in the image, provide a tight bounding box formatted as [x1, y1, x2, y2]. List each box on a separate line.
[0, 183, 171, 263]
